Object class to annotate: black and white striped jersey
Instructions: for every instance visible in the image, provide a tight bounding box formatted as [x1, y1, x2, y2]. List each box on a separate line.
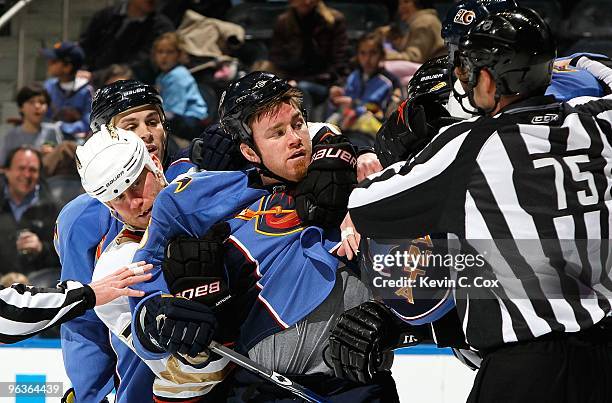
[0, 281, 95, 343]
[350, 93, 612, 350]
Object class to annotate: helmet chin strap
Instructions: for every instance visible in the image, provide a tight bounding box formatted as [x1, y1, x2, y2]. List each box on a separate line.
[246, 141, 299, 186]
[465, 68, 501, 116]
[452, 83, 480, 116]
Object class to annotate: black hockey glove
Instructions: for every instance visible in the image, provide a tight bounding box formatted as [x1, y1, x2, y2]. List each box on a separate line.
[375, 100, 431, 168]
[138, 294, 217, 358]
[163, 222, 241, 344]
[163, 222, 231, 306]
[190, 123, 249, 171]
[295, 128, 357, 228]
[327, 300, 428, 384]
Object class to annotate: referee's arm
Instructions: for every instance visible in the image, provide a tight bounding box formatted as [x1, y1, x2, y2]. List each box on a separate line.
[0, 281, 95, 344]
[349, 123, 477, 239]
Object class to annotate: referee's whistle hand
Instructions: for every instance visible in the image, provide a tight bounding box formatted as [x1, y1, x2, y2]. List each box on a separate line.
[89, 261, 153, 306]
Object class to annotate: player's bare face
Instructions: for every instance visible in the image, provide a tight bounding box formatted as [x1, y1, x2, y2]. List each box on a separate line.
[107, 160, 164, 229]
[113, 107, 166, 163]
[250, 102, 311, 183]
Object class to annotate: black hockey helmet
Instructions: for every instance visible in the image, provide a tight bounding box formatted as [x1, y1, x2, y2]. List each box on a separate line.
[442, 0, 518, 67]
[458, 7, 556, 100]
[405, 55, 454, 133]
[90, 79, 165, 132]
[375, 56, 458, 167]
[218, 71, 296, 146]
[407, 56, 452, 108]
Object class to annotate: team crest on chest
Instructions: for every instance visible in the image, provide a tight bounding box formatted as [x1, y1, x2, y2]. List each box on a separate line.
[254, 193, 303, 236]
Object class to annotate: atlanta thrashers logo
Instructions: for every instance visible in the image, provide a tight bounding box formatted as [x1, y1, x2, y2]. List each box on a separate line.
[254, 193, 303, 236]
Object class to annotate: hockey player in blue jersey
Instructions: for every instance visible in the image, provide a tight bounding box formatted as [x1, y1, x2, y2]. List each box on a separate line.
[55, 80, 195, 403]
[127, 72, 399, 401]
[74, 125, 235, 401]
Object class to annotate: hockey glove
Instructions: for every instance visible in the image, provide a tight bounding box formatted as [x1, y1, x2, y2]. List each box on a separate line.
[327, 300, 428, 384]
[375, 99, 430, 168]
[190, 123, 249, 171]
[163, 222, 242, 344]
[163, 222, 230, 306]
[295, 129, 357, 228]
[138, 294, 217, 358]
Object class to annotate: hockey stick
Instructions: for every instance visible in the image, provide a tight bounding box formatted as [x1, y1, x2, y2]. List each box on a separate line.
[209, 340, 330, 403]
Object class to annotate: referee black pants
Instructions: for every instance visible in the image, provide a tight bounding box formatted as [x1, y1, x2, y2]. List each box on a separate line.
[467, 323, 612, 403]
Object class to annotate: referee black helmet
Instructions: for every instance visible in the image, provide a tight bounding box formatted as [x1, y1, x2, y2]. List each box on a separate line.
[458, 7, 556, 98]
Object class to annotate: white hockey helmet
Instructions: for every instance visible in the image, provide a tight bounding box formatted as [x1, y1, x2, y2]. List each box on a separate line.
[76, 125, 163, 203]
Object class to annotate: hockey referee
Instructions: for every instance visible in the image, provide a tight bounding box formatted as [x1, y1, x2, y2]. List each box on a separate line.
[0, 262, 151, 344]
[346, 8, 612, 403]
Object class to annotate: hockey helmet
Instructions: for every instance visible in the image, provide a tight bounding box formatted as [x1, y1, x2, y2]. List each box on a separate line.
[442, 0, 518, 67]
[218, 71, 297, 146]
[458, 7, 556, 98]
[76, 125, 164, 203]
[90, 79, 165, 132]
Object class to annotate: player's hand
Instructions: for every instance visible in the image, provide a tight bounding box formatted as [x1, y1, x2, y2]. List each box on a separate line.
[356, 152, 383, 182]
[163, 222, 230, 306]
[140, 294, 217, 357]
[327, 301, 426, 383]
[190, 123, 248, 171]
[375, 100, 431, 168]
[295, 129, 357, 228]
[337, 213, 361, 260]
[89, 261, 152, 305]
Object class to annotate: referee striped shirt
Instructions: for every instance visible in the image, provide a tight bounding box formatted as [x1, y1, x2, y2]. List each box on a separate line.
[0, 281, 95, 343]
[350, 93, 612, 350]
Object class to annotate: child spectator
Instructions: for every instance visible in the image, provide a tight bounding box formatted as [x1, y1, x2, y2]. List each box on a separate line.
[41, 41, 93, 141]
[0, 84, 63, 165]
[327, 33, 400, 137]
[152, 32, 208, 141]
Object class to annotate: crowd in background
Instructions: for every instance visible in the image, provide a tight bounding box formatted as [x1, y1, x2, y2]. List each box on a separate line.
[0, 0, 605, 298]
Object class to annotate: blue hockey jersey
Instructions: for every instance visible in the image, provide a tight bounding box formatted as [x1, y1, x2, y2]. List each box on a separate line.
[55, 158, 193, 402]
[130, 170, 341, 358]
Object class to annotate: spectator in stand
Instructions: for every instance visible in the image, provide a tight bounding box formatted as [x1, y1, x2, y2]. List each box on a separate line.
[379, 0, 446, 63]
[42, 42, 93, 142]
[152, 32, 208, 141]
[93, 64, 135, 90]
[79, 0, 174, 84]
[0, 272, 28, 288]
[327, 33, 401, 138]
[0, 84, 63, 165]
[268, 0, 349, 118]
[0, 146, 60, 277]
[42, 141, 84, 208]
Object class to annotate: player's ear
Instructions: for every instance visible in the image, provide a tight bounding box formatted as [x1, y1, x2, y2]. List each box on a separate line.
[480, 69, 496, 97]
[240, 143, 261, 164]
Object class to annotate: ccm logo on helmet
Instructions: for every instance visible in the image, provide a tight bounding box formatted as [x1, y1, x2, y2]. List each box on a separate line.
[177, 281, 221, 300]
[454, 9, 476, 25]
[311, 147, 357, 168]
